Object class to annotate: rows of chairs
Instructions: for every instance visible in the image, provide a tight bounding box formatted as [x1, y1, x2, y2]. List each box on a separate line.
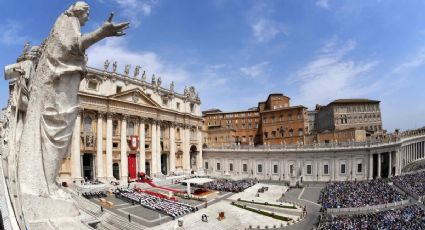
[115, 188, 197, 218]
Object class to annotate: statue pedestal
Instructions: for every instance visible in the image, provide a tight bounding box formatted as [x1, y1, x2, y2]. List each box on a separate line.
[22, 194, 89, 229]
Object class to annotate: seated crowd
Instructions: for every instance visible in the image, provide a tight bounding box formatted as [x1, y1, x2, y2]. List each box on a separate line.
[115, 188, 196, 218]
[82, 191, 107, 199]
[319, 205, 425, 230]
[319, 179, 406, 209]
[202, 179, 255, 193]
[391, 171, 425, 198]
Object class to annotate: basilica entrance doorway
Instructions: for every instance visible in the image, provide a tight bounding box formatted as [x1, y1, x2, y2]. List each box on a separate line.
[82, 153, 94, 181]
[161, 153, 168, 175]
[128, 154, 137, 180]
[113, 163, 120, 180]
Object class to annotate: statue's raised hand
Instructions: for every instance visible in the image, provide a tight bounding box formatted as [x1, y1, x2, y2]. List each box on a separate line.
[101, 13, 130, 37]
[81, 12, 130, 50]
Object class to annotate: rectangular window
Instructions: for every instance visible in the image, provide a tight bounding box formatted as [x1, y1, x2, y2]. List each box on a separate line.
[216, 163, 221, 171]
[257, 164, 263, 173]
[176, 102, 180, 110]
[324, 165, 329, 175]
[341, 164, 346, 174]
[357, 163, 362, 173]
[205, 162, 208, 169]
[243, 164, 248, 172]
[190, 103, 195, 113]
[229, 163, 233, 171]
[162, 98, 168, 106]
[88, 80, 98, 90]
[307, 165, 312, 175]
[116, 86, 122, 93]
[273, 164, 278, 174]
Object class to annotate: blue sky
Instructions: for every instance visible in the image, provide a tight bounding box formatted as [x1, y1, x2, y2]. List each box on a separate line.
[1, 0, 425, 131]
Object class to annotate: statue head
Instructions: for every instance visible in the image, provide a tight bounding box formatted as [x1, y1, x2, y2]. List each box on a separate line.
[66, 1, 90, 26]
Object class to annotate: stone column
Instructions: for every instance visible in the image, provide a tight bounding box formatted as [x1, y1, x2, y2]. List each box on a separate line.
[120, 115, 128, 182]
[139, 118, 146, 173]
[378, 153, 382, 178]
[196, 126, 203, 170]
[169, 123, 176, 173]
[96, 112, 104, 180]
[106, 113, 113, 180]
[183, 125, 191, 172]
[71, 111, 82, 181]
[151, 121, 158, 175]
[369, 153, 373, 180]
[388, 152, 392, 177]
[157, 122, 162, 175]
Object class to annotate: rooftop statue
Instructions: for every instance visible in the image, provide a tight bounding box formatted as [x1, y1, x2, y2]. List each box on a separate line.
[104, 59, 110, 71]
[134, 65, 141, 78]
[141, 70, 146, 81]
[112, 60, 117, 73]
[15, 1, 129, 228]
[124, 64, 131, 76]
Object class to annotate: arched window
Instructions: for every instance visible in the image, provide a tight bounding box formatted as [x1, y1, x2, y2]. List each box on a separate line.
[84, 116, 92, 133]
[298, 128, 303, 136]
[127, 121, 134, 136]
[289, 129, 294, 137]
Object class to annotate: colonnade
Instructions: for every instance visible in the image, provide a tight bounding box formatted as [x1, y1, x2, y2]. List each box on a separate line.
[401, 141, 425, 167]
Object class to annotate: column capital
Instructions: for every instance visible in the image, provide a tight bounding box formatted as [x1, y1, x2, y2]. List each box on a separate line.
[106, 112, 115, 119]
[97, 111, 106, 119]
[121, 114, 130, 121]
[170, 121, 178, 128]
[77, 108, 84, 116]
[139, 117, 148, 124]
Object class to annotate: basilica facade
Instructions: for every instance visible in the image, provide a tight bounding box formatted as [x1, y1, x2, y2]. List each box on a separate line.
[58, 65, 203, 183]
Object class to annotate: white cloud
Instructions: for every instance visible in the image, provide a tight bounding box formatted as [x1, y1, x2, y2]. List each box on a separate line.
[112, 0, 156, 27]
[316, 0, 329, 9]
[0, 20, 29, 45]
[251, 18, 287, 43]
[392, 48, 425, 74]
[292, 39, 378, 107]
[87, 38, 190, 85]
[240, 62, 269, 79]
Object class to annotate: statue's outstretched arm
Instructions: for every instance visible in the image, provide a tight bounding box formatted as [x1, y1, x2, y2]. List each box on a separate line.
[81, 13, 129, 50]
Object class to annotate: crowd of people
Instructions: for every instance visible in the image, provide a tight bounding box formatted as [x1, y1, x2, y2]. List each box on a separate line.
[318, 205, 425, 230]
[202, 179, 255, 193]
[319, 179, 406, 209]
[82, 191, 107, 199]
[115, 188, 196, 219]
[391, 171, 425, 199]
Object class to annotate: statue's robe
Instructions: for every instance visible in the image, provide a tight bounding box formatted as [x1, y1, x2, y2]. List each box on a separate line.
[18, 12, 85, 197]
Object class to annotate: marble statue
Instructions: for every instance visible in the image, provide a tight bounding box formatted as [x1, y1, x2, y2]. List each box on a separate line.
[16, 1, 129, 227]
[124, 64, 131, 76]
[157, 76, 162, 87]
[104, 59, 110, 71]
[141, 70, 146, 81]
[134, 65, 141, 78]
[152, 74, 156, 85]
[170, 81, 174, 92]
[112, 60, 117, 73]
